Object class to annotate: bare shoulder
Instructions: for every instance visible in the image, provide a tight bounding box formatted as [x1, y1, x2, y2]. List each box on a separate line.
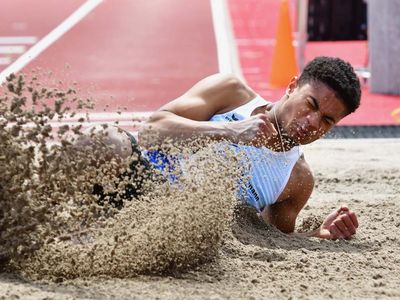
[288, 155, 315, 221]
[261, 154, 315, 233]
[186, 73, 251, 97]
[295, 154, 313, 177]
[278, 154, 314, 204]
[159, 73, 255, 120]
[292, 154, 314, 195]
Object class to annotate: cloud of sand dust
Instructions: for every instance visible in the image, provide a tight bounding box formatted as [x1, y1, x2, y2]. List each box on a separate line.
[0, 73, 246, 280]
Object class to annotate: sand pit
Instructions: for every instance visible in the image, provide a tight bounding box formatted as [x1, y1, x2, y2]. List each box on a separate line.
[0, 138, 399, 299]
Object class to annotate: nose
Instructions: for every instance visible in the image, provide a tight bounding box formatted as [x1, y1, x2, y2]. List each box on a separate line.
[306, 112, 320, 131]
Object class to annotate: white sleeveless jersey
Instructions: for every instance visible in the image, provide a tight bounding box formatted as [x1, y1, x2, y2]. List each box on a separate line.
[209, 95, 302, 212]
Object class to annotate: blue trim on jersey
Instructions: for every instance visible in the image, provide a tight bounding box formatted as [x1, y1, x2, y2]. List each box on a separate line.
[144, 150, 179, 182]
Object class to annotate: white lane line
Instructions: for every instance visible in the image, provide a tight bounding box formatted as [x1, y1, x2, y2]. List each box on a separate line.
[21, 120, 144, 128]
[3, 111, 153, 123]
[209, 0, 245, 81]
[5, 111, 153, 127]
[5, 111, 153, 137]
[0, 46, 26, 54]
[60, 111, 153, 122]
[0, 0, 103, 84]
[0, 36, 38, 44]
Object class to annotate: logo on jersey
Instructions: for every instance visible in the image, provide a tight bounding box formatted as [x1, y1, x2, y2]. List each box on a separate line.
[247, 182, 260, 202]
[224, 113, 239, 122]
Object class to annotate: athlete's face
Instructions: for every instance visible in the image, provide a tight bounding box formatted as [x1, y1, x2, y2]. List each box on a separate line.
[279, 78, 349, 145]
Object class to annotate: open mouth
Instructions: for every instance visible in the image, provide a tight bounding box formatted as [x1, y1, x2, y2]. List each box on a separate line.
[295, 124, 308, 138]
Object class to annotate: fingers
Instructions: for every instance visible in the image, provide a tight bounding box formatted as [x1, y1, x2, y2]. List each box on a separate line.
[251, 114, 277, 145]
[329, 213, 358, 239]
[256, 114, 278, 135]
[327, 205, 359, 240]
[337, 204, 349, 213]
[348, 211, 359, 228]
[328, 224, 344, 239]
[335, 220, 353, 238]
[338, 205, 359, 229]
[340, 214, 356, 235]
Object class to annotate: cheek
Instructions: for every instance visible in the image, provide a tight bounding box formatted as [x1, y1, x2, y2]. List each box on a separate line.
[288, 109, 308, 128]
[285, 103, 304, 123]
[281, 115, 295, 128]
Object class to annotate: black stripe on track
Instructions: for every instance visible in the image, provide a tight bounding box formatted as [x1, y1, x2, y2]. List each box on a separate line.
[324, 125, 400, 139]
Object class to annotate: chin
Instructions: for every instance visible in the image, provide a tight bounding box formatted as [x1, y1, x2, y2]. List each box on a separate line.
[281, 130, 301, 146]
[290, 133, 313, 145]
[298, 138, 313, 145]
[288, 127, 320, 145]
[302, 135, 321, 145]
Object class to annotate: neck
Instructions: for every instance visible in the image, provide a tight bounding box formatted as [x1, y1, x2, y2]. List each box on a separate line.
[265, 102, 297, 152]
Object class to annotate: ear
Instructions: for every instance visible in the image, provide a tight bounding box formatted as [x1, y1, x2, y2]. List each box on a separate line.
[286, 76, 298, 96]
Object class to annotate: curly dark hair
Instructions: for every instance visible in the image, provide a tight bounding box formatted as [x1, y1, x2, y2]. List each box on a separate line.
[298, 56, 361, 114]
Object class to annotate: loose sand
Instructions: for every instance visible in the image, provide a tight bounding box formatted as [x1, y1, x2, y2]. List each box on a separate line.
[1, 138, 399, 299]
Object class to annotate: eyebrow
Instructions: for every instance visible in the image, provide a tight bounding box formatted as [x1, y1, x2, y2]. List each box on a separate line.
[309, 95, 336, 123]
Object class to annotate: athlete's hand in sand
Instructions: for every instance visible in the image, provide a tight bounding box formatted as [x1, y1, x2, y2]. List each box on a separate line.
[230, 114, 278, 146]
[318, 204, 359, 239]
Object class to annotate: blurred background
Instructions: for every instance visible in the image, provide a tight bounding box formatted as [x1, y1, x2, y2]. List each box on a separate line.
[0, 0, 399, 137]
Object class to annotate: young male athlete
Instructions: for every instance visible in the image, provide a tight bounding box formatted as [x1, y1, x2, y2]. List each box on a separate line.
[83, 56, 361, 239]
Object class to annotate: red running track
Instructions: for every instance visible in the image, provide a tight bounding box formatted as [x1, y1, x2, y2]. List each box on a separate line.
[1, 0, 218, 115]
[0, 0, 86, 72]
[0, 0, 85, 39]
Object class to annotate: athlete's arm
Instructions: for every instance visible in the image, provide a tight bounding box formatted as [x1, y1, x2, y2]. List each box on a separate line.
[298, 204, 359, 239]
[260, 159, 314, 234]
[260, 158, 358, 239]
[138, 74, 276, 148]
[139, 74, 245, 147]
[261, 198, 309, 234]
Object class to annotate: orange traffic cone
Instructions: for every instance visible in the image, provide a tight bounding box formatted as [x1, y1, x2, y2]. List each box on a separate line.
[268, 0, 298, 88]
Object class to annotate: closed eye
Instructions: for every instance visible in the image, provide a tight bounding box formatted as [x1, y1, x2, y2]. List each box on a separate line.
[308, 97, 335, 125]
[324, 117, 335, 126]
[308, 99, 317, 110]
[308, 96, 319, 110]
